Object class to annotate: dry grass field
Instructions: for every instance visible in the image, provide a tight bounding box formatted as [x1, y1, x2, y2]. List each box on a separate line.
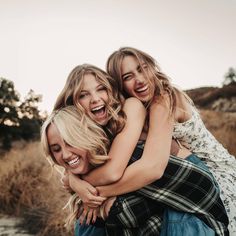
[0, 142, 73, 236]
[200, 109, 236, 156]
[0, 109, 235, 235]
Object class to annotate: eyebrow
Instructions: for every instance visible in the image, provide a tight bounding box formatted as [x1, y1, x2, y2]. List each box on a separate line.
[80, 83, 103, 92]
[122, 71, 131, 78]
[49, 144, 58, 149]
[122, 64, 144, 77]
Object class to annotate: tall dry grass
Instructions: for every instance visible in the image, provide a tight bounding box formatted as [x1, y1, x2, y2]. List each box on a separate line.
[200, 110, 236, 156]
[0, 142, 73, 236]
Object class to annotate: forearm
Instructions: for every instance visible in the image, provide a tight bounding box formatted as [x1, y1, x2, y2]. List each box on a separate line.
[97, 159, 162, 197]
[83, 161, 123, 186]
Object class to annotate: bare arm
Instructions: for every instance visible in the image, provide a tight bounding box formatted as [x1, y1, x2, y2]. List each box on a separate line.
[97, 100, 174, 197]
[83, 97, 146, 185]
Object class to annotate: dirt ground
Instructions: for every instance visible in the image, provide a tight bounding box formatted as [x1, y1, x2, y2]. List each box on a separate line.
[0, 215, 33, 236]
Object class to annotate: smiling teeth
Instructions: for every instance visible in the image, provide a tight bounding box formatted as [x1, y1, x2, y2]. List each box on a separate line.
[68, 157, 80, 166]
[136, 85, 148, 92]
[91, 105, 104, 111]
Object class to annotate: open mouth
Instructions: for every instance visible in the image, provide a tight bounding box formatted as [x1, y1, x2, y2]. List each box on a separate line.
[91, 105, 106, 118]
[135, 84, 149, 94]
[67, 156, 80, 167]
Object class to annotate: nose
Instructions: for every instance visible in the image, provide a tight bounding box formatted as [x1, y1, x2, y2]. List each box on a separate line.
[135, 73, 145, 84]
[90, 92, 100, 104]
[62, 148, 73, 160]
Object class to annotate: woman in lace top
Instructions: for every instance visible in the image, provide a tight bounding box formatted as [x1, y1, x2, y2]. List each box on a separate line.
[106, 46, 236, 235]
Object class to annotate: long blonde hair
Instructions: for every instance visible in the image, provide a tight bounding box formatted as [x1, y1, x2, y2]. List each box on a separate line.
[41, 106, 109, 166]
[54, 64, 126, 137]
[106, 47, 192, 115]
[41, 106, 109, 228]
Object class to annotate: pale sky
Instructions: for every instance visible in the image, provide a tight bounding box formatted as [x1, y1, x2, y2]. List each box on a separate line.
[0, 0, 236, 112]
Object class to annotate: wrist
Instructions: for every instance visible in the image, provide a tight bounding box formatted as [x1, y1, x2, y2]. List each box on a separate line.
[96, 186, 103, 197]
[97, 186, 110, 198]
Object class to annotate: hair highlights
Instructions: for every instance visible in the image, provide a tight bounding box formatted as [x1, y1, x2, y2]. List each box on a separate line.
[54, 64, 126, 136]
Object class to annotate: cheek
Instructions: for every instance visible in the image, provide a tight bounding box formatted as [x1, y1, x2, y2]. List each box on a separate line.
[102, 93, 109, 102]
[79, 99, 90, 112]
[53, 154, 63, 165]
[123, 82, 134, 94]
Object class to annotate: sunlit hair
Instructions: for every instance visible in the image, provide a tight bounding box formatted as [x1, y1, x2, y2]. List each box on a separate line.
[41, 106, 109, 166]
[41, 106, 109, 228]
[106, 47, 192, 115]
[54, 64, 126, 137]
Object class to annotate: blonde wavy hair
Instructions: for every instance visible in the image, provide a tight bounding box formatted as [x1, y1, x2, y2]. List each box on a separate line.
[41, 106, 109, 228]
[54, 64, 126, 137]
[106, 47, 192, 115]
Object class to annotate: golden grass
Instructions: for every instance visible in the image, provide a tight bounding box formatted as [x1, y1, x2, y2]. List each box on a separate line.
[0, 142, 73, 236]
[200, 110, 236, 156]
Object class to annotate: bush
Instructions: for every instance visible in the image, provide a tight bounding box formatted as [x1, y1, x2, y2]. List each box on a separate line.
[0, 142, 73, 236]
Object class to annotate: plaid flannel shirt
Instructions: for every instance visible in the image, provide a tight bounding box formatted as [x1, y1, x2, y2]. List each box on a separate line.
[105, 146, 229, 236]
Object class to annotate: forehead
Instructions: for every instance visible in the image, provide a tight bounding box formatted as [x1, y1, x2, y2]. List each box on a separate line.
[121, 55, 142, 73]
[47, 123, 63, 145]
[81, 73, 102, 88]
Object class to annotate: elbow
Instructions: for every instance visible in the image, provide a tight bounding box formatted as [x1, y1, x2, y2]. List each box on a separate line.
[154, 168, 164, 180]
[102, 170, 123, 184]
[145, 163, 165, 183]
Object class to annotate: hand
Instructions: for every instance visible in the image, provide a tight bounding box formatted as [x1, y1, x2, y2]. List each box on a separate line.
[100, 196, 116, 219]
[78, 203, 99, 225]
[69, 173, 107, 208]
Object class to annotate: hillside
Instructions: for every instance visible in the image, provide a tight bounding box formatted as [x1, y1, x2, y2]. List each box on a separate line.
[186, 83, 236, 112]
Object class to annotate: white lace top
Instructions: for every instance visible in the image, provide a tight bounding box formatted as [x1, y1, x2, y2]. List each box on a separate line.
[173, 105, 236, 235]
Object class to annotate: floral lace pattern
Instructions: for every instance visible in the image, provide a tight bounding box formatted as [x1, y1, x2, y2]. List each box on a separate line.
[173, 105, 236, 235]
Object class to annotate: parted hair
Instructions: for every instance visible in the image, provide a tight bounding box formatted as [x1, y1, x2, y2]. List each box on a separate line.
[54, 64, 126, 137]
[41, 105, 109, 166]
[106, 47, 192, 114]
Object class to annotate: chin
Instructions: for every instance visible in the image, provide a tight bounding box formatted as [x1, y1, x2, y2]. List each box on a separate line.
[70, 168, 84, 175]
[99, 121, 108, 126]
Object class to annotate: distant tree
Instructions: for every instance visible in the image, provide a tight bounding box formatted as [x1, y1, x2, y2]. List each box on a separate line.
[0, 78, 20, 149]
[18, 90, 44, 140]
[223, 67, 236, 86]
[0, 78, 45, 150]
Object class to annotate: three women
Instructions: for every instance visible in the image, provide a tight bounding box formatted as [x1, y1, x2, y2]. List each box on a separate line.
[42, 63, 230, 235]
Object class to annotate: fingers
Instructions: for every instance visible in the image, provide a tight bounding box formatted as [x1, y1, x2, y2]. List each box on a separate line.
[79, 207, 87, 225]
[86, 194, 106, 203]
[92, 209, 98, 223]
[86, 202, 101, 208]
[88, 186, 98, 196]
[85, 208, 94, 225]
[83, 192, 107, 206]
[79, 207, 97, 225]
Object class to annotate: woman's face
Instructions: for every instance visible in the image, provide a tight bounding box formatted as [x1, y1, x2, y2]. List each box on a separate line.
[78, 74, 109, 126]
[121, 55, 152, 102]
[47, 123, 90, 175]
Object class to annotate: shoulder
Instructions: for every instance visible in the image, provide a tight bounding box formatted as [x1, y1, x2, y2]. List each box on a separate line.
[123, 97, 146, 117]
[123, 97, 145, 111]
